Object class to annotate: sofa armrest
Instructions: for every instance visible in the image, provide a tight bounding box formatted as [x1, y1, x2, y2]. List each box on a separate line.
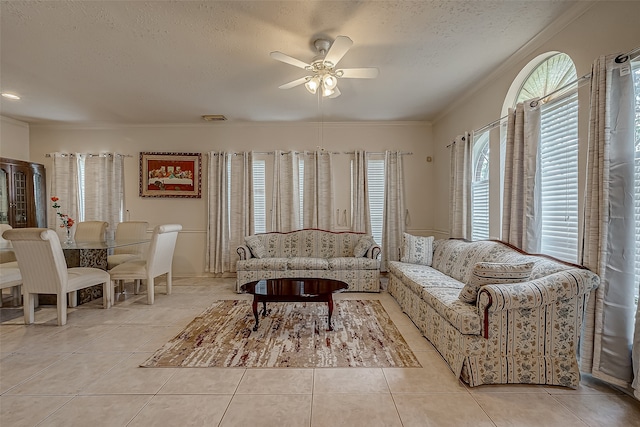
[237, 245, 253, 261]
[477, 269, 599, 338]
[367, 245, 381, 260]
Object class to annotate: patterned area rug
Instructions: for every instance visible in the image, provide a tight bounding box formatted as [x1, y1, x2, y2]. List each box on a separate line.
[141, 299, 421, 368]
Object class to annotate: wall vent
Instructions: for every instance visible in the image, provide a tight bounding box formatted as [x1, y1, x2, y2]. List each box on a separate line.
[201, 114, 227, 121]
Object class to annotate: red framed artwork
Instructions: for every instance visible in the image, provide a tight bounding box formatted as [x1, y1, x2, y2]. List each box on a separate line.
[139, 152, 202, 198]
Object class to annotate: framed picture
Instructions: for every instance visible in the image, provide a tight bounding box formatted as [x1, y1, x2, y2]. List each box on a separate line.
[139, 152, 202, 198]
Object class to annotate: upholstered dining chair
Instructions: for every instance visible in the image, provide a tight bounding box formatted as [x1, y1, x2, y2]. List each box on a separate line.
[3, 228, 111, 325]
[109, 224, 181, 305]
[0, 224, 22, 307]
[74, 221, 108, 243]
[107, 221, 149, 270]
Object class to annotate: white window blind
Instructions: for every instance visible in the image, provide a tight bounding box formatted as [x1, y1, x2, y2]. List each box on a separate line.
[539, 90, 579, 262]
[253, 160, 266, 233]
[367, 159, 385, 246]
[472, 132, 490, 241]
[299, 159, 304, 228]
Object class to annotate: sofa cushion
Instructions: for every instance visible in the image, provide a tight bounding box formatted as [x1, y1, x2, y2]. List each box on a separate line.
[353, 235, 375, 257]
[328, 257, 379, 270]
[245, 235, 267, 259]
[287, 257, 329, 270]
[458, 261, 535, 303]
[236, 258, 288, 271]
[421, 287, 482, 335]
[400, 233, 434, 266]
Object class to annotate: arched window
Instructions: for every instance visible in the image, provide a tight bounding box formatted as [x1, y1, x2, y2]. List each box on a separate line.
[471, 131, 490, 240]
[513, 53, 579, 262]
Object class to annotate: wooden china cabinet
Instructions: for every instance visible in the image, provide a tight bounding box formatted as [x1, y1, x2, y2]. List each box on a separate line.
[0, 157, 47, 228]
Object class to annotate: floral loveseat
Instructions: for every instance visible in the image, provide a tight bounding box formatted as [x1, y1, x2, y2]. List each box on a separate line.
[388, 237, 599, 388]
[236, 229, 381, 292]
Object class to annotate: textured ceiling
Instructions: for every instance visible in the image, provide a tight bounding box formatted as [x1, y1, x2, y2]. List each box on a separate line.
[0, 0, 582, 125]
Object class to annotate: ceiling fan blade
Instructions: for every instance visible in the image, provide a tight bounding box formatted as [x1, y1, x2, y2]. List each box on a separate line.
[327, 87, 341, 99]
[338, 67, 379, 79]
[323, 35, 353, 67]
[278, 76, 309, 90]
[270, 51, 311, 70]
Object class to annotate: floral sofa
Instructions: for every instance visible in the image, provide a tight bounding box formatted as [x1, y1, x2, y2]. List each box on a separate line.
[236, 229, 381, 292]
[388, 237, 599, 388]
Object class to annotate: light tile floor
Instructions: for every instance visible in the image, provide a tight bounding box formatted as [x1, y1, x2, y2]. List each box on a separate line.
[1, 277, 638, 427]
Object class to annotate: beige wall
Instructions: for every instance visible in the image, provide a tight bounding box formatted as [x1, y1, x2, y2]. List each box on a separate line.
[28, 121, 433, 276]
[0, 116, 30, 161]
[432, 1, 640, 238]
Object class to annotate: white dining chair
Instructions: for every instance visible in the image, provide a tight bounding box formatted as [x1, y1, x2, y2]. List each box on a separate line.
[74, 221, 108, 243]
[107, 221, 149, 270]
[109, 224, 181, 305]
[3, 228, 111, 325]
[0, 224, 22, 307]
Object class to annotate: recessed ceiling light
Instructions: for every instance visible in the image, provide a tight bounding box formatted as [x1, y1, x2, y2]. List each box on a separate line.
[1, 93, 20, 100]
[201, 115, 227, 121]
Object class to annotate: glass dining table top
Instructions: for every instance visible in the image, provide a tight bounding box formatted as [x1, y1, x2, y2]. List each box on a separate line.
[0, 237, 150, 251]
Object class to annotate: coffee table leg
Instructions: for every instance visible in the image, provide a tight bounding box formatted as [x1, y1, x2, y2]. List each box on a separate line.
[327, 294, 334, 331]
[252, 297, 259, 331]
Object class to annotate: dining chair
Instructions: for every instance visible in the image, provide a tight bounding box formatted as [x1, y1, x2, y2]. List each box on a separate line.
[3, 228, 111, 325]
[0, 224, 22, 307]
[107, 221, 149, 270]
[74, 221, 108, 243]
[109, 224, 182, 305]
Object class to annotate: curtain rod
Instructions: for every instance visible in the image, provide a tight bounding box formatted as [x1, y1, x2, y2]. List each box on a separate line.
[45, 153, 132, 157]
[343, 151, 413, 155]
[468, 45, 639, 139]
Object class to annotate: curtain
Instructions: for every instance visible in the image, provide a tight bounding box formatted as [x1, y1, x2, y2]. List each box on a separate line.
[580, 54, 637, 395]
[49, 153, 80, 241]
[81, 153, 124, 239]
[207, 152, 229, 274]
[271, 150, 300, 232]
[448, 133, 472, 239]
[381, 150, 405, 271]
[228, 152, 254, 272]
[501, 101, 542, 253]
[351, 150, 371, 234]
[301, 150, 334, 230]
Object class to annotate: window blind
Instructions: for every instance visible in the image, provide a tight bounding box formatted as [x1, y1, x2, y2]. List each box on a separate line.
[252, 160, 266, 233]
[472, 132, 490, 241]
[367, 159, 385, 246]
[539, 90, 579, 262]
[632, 61, 640, 304]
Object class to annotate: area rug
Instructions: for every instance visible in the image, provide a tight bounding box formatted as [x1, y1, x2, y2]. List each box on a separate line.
[141, 299, 421, 368]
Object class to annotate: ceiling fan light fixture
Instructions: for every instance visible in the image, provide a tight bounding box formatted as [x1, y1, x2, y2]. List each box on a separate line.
[322, 86, 335, 97]
[305, 76, 320, 94]
[322, 74, 337, 90]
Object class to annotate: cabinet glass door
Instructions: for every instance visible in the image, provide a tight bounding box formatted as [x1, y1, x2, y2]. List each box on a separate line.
[0, 167, 8, 224]
[12, 168, 28, 227]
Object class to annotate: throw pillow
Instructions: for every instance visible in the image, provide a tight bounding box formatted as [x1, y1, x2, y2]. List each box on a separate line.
[245, 235, 267, 259]
[400, 233, 434, 266]
[353, 235, 375, 257]
[458, 261, 535, 303]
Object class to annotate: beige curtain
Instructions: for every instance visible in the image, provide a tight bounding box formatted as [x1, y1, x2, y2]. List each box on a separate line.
[580, 54, 637, 396]
[271, 150, 300, 232]
[81, 153, 125, 239]
[351, 150, 371, 234]
[501, 101, 542, 253]
[49, 153, 80, 241]
[207, 152, 229, 274]
[301, 150, 334, 230]
[381, 151, 405, 271]
[448, 133, 472, 239]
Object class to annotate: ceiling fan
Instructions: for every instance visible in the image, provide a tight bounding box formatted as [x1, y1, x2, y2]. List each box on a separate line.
[270, 36, 379, 99]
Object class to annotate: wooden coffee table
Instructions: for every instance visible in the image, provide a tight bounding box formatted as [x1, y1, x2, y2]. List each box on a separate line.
[240, 278, 348, 331]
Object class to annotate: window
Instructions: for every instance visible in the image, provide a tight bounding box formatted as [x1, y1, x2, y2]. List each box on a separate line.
[633, 59, 640, 305]
[471, 131, 490, 240]
[515, 53, 579, 262]
[367, 159, 385, 245]
[298, 158, 304, 228]
[253, 159, 266, 234]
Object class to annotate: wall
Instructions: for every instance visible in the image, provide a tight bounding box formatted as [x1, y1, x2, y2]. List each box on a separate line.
[29, 121, 434, 276]
[432, 1, 640, 237]
[0, 116, 30, 161]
